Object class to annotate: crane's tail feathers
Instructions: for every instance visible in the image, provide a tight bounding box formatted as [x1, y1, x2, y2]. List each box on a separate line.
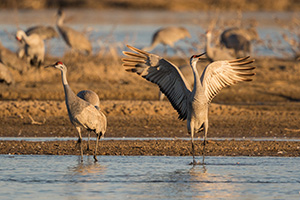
[126, 45, 150, 56]
[123, 51, 147, 59]
[228, 56, 251, 63]
[230, 59, 254, 66]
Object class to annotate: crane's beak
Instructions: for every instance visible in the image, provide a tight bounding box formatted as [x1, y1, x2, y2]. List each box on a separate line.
[195, 52, 206, 58]
[44, 64, 55, 68]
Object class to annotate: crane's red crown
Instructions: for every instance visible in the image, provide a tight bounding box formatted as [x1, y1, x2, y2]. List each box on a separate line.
[56, 61, 63, 65]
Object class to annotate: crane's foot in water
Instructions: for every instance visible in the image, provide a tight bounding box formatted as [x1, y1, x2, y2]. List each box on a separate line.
[93, 155, 98, 162]
[75, 138, 82, 149]
[189, 160, 205, 165]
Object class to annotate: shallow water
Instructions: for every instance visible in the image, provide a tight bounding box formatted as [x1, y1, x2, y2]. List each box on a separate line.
[0, 155, 299, 199]
[0, 9, 297, 58]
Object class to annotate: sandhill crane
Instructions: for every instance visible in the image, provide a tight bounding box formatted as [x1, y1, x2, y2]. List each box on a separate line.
[122, 45, 255, 165]
[45, 61, 107, 162]
[56, 9, 92, 55]
[159, 64, 198, 101]
[77, 90, 101, 150]
[0, 41, 27, 73]
[205, 30, 235, 62]
[143, 26, 191, 55]
[220, 27, 259, 57]
[0, 61, 14, 85]
[18, 25, 59, 59]
[16, 30, 45, 67]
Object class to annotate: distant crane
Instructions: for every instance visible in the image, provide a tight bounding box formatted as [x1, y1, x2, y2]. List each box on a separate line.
[205, 30, 235, 62]
[77, 89, 101, 151]
[56, 9, 92, 55]
[122, 45, 255, 165]
[18, 25, 59, 60]
[220, 27, 259, 57]
[45, 61, 107, 162]
[143, 26, 191, 55]
[0, 61, 14, 85]
[16, 30, 45, 67]
[0, 41, 27, 73]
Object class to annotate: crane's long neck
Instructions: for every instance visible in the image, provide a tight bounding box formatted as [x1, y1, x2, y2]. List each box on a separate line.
[205, 34, 212, 51]
[191, 60, 201, 96]
[20, 31, 30, 44]
[57, 14, 64, 27]
[60, 69, 76, 107]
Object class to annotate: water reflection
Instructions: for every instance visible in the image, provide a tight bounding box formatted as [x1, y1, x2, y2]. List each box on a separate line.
[163, 165, 241, 199]
[67, 156, 106, 177]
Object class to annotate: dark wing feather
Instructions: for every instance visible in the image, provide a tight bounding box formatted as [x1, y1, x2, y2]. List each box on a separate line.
[122, 45, 192, 120]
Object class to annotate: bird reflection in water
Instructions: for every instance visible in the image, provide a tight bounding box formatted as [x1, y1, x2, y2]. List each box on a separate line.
[187, 165, 237, 199]
[69, 156, 106, 176]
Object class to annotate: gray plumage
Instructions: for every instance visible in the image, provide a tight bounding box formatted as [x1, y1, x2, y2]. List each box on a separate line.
[0, 61, 14, 85]
[0, 41, 27, 73]
[77, 90, 101, 150]
[143, 26, 191, 54]
[220, 27, 259, 57]
[26, 25, 59, 40]
[122, 45, 255, 165]
[46, 62, 107, 162]
[56, 9, 92, 54]
[159, 64, 196, 101]
[16, 30, 45, 67]
[205, 30, 235, 62]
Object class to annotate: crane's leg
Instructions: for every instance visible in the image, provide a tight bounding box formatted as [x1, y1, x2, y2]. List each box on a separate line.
[189, 125, 198, 165]
[87, 132, 90, 151]
[93, 133, 102, 162]
[76, 127, 83, 162]
[202, 121, 208, 164]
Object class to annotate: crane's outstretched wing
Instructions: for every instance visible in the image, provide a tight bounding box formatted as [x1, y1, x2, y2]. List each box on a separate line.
[200, 56, 255, 103]
[122, 45, 192, 120]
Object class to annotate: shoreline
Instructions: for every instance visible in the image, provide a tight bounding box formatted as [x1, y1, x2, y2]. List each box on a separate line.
[1, 140, 300, 157]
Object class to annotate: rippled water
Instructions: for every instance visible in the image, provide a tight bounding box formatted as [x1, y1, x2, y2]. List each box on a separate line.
[0, 155, 299, 199]
[0, 9, 296, 58]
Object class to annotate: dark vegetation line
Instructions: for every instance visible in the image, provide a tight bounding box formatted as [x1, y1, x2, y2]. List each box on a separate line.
[0, 0, 299, 11]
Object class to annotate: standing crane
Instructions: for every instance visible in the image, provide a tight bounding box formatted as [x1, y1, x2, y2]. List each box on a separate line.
[56, 9, 92, 55]
[122, 45, 255, 165]
[18, 25, 59, 59]
[220, 27, 259, 57]
[205, 30, 235, 62]
[143, 26, 191, 55]
[77, 89, 101, 151]
[45, 61, 107, 162]
[16, 30, 45, 67]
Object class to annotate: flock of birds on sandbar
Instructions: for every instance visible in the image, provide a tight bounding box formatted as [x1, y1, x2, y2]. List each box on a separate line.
[0, 9, 258, 164]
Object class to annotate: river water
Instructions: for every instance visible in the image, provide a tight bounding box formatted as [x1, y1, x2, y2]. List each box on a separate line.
[0, 9, 297, 58]
[0, 155, 299, 199]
